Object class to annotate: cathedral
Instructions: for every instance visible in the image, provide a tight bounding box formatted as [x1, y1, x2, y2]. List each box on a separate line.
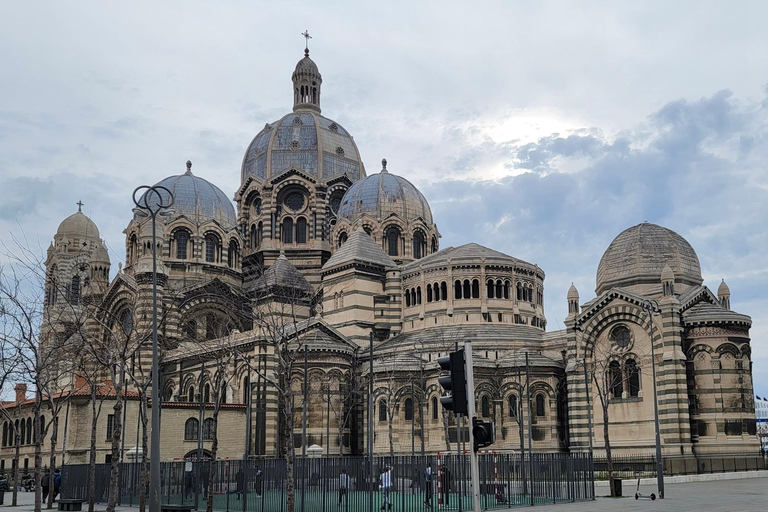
[1, 45, 759, 471]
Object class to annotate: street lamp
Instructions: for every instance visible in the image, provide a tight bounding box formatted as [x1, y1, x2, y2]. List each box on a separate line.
[641, 299, 664, 499]
[132, 183, 174, 512]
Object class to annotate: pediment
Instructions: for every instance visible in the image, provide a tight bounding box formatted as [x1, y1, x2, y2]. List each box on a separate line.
[271, 168, 317, 186]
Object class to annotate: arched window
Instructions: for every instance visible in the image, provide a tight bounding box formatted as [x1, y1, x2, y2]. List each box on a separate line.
[2, 421, 7, 447]
[405, 398, 414, 421]
[496, 280, 503, 299]
[120, 309, 133, 336]
[433, 283, 440, 301]
[410, 289, 416, 306]
[481, 396, 490, 418]
[427, 285, 433, 302]
[296, 217, 307, 244]
[188, 386, 195, 403]
[40, 416, 45, 438]
[609, 361, 623, 399]
[504, 281, 510, 299]
[472, 279, 480, 299]
[378, 400, 387, 422]
[416, 287, 422, 305]
[432, 397, 438, 420]
[405, 290, 411, 307]
[516, 282, 522, 301]
[509, 395, 518, 417]
[282, 218, 293, 244]
[487, 280, 494, 298]
[227, 240, 239, 268]
[26, 418, 32, 445]
[431, 236, 438, 254]
[243, 377, 250, 404]
[413, 231, 425, 259]
[70, 276, 80, 305]
[463, 280, 470, 299]
[184, 418, 199, 440]
[129, 234, 138, 263]
[626, 359, 640, 397]
[535, 394, 545, 417]
[203, 418, 215, 440]
[338, 232, 347, 247]
[20, 419, 25, 446]
[441, 282, 448, 301]
[454, 280, 462, 299]
[205, 234, 219, 263]
[386, 228, 400, 257]
[220, 384, 227, 404]
[176, 231, 189, 259]
[204, 384, 211, 403]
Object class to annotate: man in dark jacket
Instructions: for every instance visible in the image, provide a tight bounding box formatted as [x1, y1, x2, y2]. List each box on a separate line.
[52, 469, 62, 501]
[41, 469, 50, 501]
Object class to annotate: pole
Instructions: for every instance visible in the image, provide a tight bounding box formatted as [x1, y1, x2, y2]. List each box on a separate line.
[196, 378, 204, 511]
[419, 354, 425, 461]
[301, 346, 308, 512]
[457, 413, 463, 512]
[582, 358, 595, 500]
[645, 303, 665, 499]
[368, 332, 374, 512]
[243, 356, 252, 512]
[525, 352, 533, 507]
[517, 363, 526, 496]
[464, 340, 481, 512]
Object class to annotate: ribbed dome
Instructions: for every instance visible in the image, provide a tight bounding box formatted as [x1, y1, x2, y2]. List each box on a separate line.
[567, 283, 579, 300]
[294, 53, 319, 76]
[718, 279, 730, 297]
[141, 164, 236, 228]
[240, 112, 365, 185]
[92, 241, 110, 264]
[596, 223, 702, 295]
[56, 211, 100, 240]
[338, 160, 433, 226]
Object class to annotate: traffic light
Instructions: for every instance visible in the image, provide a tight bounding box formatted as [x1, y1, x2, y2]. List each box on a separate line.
[437, 349, 468, 415]
[472, 417, 495, 452]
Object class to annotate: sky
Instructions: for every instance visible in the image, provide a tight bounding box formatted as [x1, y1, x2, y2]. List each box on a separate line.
[1, 1, 767, 395]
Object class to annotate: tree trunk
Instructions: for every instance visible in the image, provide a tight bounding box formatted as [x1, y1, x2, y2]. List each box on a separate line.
[88, 385, 99, 512]
[106, 368, 125, 512]
[34, 412, 43, 512]
[46, 416, 59, 509]
[12, 427, 20, 506]
[205, 406, 220, 512]
[139, 389, 149, 512]
[282, 383, 296, 512]
[602, 403, 615, 497]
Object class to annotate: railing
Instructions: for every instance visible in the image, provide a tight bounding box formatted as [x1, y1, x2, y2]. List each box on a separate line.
[60, 452, 594, 511]
[593, 451, 767, 480]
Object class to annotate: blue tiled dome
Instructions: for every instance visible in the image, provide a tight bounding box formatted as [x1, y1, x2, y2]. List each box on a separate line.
[140, 165, 236, 228]
[338, 161, 433, 225]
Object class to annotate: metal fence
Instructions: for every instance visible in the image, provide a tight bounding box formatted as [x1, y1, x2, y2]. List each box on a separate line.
[60, 452, 593, 511]
[593, 452, 768, 480]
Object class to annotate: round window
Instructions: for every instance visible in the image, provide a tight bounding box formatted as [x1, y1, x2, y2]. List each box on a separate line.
[612, 326, 631, 348]
[285, 192, 305, 212]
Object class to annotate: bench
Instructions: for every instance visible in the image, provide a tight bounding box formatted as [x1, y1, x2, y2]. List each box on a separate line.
[160, 505, 195, 512]
[58, 499, 84, 511]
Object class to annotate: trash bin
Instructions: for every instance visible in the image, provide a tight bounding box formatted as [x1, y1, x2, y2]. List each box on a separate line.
[0, 491, 5, 505]
[611, 477, 622, 497]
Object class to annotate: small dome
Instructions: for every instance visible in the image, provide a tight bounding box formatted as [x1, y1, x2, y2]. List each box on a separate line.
[92, 241, 110, 264]
[661, 263, 675, 281]
[338, 160, 433, 226]
[142, 164, 236, 229]
[596, 223, 702, 295]
[294, 52, 320, 76]
[567, 283, 579, 300]
[56, 211, 100, 240]
[718, 279, 730, 297]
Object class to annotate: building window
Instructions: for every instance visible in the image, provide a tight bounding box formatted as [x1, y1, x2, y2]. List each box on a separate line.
[106, 414, 115, 440]
[472, 280, 480, 299]
[203, 384, 211, 403]
[626, 359, 640, 397]
[296, 217, 307, 244]
[69, 276, 80, 305]
[509, 395, 517, 417]
[405, 398, 414, 421]
[432, 397, 438, 420]
[609, 361, 623, 398]
[176, 231, 189, 259]
[188, 386, 195, 403]
[378, 400, 387, 422]
[205, 234, 218, 263]
[26, 418, 31, 445]
[481, 396, 490, 418]
[184, 418, 199, 440]
[413, 231, 425, 259]
[386, 228, 400, 256]
[463, 280, 470, 299]
[283, 218, 294, 244]
[227, 240, 239, 268]
[242, 377, 249, 404]
[611, 326, 632, 348]
[2, 421, 7, 447]
[203, 418, 215, 440]
[454, 280, 462, 299]
[338, 232, 347, 247]
[535, 394, 545, 417]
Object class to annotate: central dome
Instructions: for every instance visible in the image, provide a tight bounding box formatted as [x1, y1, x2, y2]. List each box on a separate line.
[56, 210, 100, 240]
[338, 160, 433, 225]
[596, 223, 702, 295]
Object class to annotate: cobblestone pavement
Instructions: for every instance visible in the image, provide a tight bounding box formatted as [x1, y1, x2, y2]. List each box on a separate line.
[501, 477, 768, 512]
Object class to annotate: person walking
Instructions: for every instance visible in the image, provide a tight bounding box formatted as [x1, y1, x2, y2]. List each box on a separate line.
[423, 463, 433, 507]
[338, 468, 349, 506]
[52, 469, 62, 501]
[41, 469, 50, 502]
[380, 466, 393, 511]
[440, 466, 452, 507]
[235, 468, 244, 500]
[254, 468, 263, 497]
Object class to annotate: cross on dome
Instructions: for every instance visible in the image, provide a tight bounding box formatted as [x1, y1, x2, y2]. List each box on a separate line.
[76, 200, 84, 212]
[302, 30, 312, 56]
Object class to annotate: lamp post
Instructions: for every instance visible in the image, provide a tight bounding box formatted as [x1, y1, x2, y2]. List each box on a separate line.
[641, 299, 664, 499]
[132, 184, 173, 512]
